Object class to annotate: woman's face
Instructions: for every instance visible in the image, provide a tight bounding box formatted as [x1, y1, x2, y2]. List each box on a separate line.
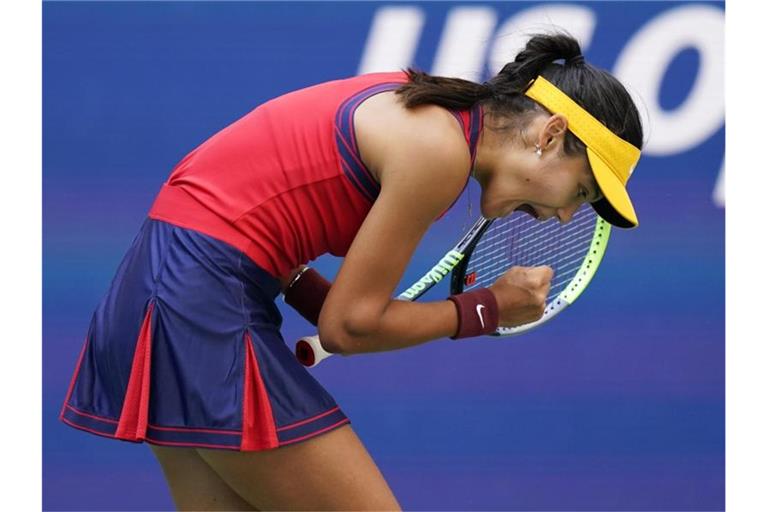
[474, 113, 602, 221]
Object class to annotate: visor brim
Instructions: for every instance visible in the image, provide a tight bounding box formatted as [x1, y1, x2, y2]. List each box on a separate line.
[587, 147, 639, 228]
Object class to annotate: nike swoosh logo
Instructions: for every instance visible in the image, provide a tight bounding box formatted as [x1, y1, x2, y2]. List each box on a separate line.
[476, 304, 486, 328]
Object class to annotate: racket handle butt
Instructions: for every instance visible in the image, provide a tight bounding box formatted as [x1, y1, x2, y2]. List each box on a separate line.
[295, 335, 333, 367]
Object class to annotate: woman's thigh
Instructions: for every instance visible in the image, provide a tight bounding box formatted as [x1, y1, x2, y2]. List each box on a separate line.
[197, 424, 400, 511]
[150, 444, 256, 511]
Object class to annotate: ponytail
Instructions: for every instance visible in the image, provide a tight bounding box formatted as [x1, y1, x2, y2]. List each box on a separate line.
[489, 32, 584, 93]
[395, 68, 491, 110]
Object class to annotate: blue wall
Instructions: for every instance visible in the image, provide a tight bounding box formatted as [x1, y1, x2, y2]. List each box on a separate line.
[44, 2, 724, 510]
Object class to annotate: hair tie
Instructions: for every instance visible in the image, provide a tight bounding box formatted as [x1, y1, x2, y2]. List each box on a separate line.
[567, 54, 586, 67]
[481, 81, 496, 99]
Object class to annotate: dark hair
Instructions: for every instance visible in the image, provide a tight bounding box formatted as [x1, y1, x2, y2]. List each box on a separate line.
[395, 32, 644, 157]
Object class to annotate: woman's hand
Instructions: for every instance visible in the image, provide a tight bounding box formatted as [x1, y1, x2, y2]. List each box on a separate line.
[489, 266, 553, 327]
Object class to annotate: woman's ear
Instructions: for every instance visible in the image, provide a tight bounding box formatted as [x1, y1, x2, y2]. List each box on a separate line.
[537, 114, 569, 151]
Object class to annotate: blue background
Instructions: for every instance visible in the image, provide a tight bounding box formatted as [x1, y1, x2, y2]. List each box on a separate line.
[44, 2, 724, 510]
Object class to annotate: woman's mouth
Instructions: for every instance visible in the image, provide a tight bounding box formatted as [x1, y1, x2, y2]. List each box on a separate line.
[514, 204, 539, 219]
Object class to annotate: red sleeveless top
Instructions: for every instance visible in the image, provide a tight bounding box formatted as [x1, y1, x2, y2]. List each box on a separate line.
[148, 72, 483, 278]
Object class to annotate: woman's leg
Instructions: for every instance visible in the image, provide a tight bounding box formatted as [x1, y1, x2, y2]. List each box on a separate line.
[198, 424, 400, 511]
[150, 444, 257, 511]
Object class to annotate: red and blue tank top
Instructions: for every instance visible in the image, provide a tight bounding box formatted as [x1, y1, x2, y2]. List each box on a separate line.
[148, 71, 483, 278]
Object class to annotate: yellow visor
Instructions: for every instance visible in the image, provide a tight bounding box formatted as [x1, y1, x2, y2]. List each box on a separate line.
[524, 75, 641, 227]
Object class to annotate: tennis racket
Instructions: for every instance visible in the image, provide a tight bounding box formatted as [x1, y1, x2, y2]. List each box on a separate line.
[295, 203, 610, 367]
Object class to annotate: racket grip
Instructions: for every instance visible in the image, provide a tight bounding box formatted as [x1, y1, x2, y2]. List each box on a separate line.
[295, 335, 334, 368]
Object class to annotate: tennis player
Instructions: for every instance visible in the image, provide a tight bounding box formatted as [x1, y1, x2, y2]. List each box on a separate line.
[60, 33, 643, 510]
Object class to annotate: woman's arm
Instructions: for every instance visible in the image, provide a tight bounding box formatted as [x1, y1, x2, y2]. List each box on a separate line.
[317, 102, 473, 355]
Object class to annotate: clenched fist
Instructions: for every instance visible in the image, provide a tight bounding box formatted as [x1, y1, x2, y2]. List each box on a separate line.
[488, 266, 553, 327]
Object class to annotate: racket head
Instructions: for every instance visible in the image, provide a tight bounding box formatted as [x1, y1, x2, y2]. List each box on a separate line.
[451, 204, 611, 336]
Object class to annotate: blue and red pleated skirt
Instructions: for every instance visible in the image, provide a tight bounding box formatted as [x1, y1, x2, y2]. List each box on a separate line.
[60, 219, 348, 451]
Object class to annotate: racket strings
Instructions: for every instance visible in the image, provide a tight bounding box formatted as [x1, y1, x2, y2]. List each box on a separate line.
[476, 212, 593, 260]
[462, 205, 597, 303]
[470, 217, 593, 277]
[495, 223, 593, 263]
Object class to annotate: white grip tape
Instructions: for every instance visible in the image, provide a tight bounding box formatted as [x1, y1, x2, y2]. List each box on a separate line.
[295, 335, 334, 368]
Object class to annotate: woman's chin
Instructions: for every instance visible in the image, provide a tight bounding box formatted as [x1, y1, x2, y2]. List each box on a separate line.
[479, 197, 502, 218]
[480, 204, 498, 219]
[483, 203, 518, 219]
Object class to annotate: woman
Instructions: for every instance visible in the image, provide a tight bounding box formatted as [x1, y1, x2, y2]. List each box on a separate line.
[60, 32, 643, 510]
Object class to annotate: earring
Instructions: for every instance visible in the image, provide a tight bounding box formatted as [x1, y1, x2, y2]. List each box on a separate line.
[535, 144, 543, 157]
